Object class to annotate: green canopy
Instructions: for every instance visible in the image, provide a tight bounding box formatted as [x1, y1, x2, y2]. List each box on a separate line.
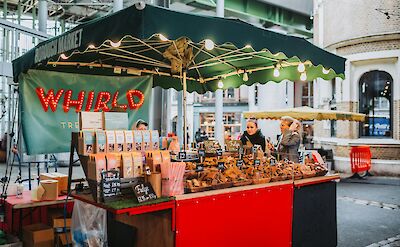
[12, 4, 345, 94]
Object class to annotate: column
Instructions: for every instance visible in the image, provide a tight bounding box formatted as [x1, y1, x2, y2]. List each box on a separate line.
[215, 0, 224, 146]
[38, 0, 47, 33]
[113, 0, 123, 12]
[177, 91, 183, 146]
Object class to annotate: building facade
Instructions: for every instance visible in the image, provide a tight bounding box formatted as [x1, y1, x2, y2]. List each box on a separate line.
[313, 0, 400, 175]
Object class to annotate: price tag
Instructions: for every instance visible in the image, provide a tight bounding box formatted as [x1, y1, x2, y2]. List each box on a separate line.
[236, 159, 244, 167]
[217, 162, 225, 171]
[178, 151, 187, 160]
[270, 159, 276, 166]
[239, 147, 244, 155]
[101, 170, 121, 202]
[216, 148, 223, 156]
[198, 149, 205, 157]
[252, 146, 258, 154]
[133, 182, 158, 203]
[196, 164, 204, 172]
[254, 159, 260, 166]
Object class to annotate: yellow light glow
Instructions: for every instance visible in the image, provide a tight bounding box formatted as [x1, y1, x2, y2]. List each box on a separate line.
[300, 72, 307, 81]
[297, 63, 305, 73]
[159, 34, 168, 41]
[245, 44, 252, 49]
[110, 40, 121, 48]
[88, 44, 95, 49]
[205, 39, 215, 51]
[322, 68, 330, 74]
[243, 72, 249, 82]
[60, 54, 68, 60]
[217, 80, 224, 89]
[273, 68, 280, 77]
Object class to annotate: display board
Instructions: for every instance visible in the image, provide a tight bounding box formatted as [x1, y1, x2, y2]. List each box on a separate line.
[19, 70, 153, 154]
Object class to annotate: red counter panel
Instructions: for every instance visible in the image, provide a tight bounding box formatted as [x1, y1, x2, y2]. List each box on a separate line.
[175, 184, 293, 247]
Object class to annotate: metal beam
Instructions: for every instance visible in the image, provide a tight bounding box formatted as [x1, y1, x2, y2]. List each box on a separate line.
[175, 0, 313, 37]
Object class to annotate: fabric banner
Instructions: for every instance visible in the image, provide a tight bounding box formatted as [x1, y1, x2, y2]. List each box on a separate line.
[20, 70, 153, 154]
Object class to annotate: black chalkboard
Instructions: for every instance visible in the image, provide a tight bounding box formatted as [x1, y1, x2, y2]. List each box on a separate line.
[254, 159, 260, 166]
[133, 182, 158, 203]
[196, 164, 204, 172]
[178, 151, 187, 160]
[198, 149, 205, 157]
[237, 159, 244, 167]
[101, 170, 121, 202]
[217, 162, 225, 171]
[216, 149, 223, 156]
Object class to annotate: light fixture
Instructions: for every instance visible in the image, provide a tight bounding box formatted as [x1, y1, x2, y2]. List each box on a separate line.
[60, 54, 68, 60]
[300, 72, 307, 81]
[243, 71, 249, 82]
[110, 40, 121, 48]
[297, 62, 305, 73]
[245, 44, 252, 49]
[204, 39, 215, 51]
[88, 44, 95, 49]
[217, 79, 224, 89]
[159, 34, 168, 41]
[322, 68, 330, 74]
[273, 67, 280, 77]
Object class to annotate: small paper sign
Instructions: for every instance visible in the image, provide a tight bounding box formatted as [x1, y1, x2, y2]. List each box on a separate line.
[217, 162, 225, 171]
[254, 159, 260, 166]
[101, 170, 121, 201]
[133, 182, 157, 203]
[196, 164, 204, 172]
[236, 159, 244, 167]
[178, 151, 187, 160]
[216, 149, 223, 156]
[252, 146, 257, 154]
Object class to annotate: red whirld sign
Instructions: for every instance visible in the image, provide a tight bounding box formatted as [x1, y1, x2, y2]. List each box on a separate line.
[350, 146, 372, 173]
[36, 87, 145, 113]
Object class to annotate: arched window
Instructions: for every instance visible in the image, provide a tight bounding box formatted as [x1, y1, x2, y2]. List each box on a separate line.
[359, 71, 392, 137]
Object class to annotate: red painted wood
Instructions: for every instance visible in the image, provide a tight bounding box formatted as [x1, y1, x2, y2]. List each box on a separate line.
[175, 184, 293, 247]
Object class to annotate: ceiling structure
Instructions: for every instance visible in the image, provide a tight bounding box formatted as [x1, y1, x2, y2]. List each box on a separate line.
[0, 0, 313, 37]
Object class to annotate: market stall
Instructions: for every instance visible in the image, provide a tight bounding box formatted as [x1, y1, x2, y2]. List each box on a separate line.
[9, 3, 347, 247]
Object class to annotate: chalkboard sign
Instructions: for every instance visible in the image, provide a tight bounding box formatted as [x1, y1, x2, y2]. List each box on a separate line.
[236, 159, 244, 167]
[178, 151, 187, 160]
[217, 162, 225, 171]
[216, 149, 223, 156]
[133, 182, 157, 203]
[251, 146, 257, 154]
[198, 149, 205, 157]
[270, 158, 276, 166]
[254, 159, 260, 166]
[101, 170, 121, 202]
[196, 164, 204, 172]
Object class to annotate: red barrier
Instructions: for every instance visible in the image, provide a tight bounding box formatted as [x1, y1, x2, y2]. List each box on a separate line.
[175, 184, 293, 247]
[350, 146, 372, 174]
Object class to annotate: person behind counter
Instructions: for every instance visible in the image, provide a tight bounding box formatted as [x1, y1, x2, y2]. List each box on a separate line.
[276, 116, 301, 162]
[240, 118, 266, 152]
[134, 119, 148, 130]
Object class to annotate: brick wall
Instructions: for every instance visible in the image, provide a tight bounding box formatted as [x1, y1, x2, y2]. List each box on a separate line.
[322, 0, 400, 47]
[337, 39, 400, 56]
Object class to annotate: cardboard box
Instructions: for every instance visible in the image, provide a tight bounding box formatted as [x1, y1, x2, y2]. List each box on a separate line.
[121, 153, 133, 178]
[146, 151, 162, 172]
[79, 111, 103, 130]
[106, 131, 116, 153]
[124, 131, 134, 152]
[150, 130, 160, 150]
[40, 180, 58, 201]
[78, 131, 95, 155]
[47, 208, 71, 229]
[23, 224, 54, 247]
[95, 130, 107, 153]
[133, 130, 143, 151]
[39, 173, 68, 195]
[103, 112, 128, 130]
[87, 154, 107, 182]
[56, 232, 72, 247]
[132, 152, 143, 177]
[142, 131, 151, 151]
[115, 131, 125, 152]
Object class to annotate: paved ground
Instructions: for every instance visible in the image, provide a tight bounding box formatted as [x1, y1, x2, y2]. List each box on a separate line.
[0, 162, 399, 246]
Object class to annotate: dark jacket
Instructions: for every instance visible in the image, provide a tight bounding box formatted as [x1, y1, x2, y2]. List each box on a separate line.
[277, 129, 300, 162]
[240, 130, 266, 152]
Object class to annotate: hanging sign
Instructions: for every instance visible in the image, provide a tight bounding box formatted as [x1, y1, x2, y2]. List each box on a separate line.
[20, 70, 153, 154]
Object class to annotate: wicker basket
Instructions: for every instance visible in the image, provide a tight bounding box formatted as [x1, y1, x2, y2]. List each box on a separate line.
[252, 177, 271, 184]
[212, 182, 234, 190]
[184, 186, 211, 193]
[271, 174, 288, 182]
[233, 180, 253, 187]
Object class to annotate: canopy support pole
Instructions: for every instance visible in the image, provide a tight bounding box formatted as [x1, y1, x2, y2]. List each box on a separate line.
[183, 70, 188, 151]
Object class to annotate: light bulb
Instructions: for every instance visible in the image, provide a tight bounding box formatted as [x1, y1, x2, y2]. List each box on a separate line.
[217, 80, 224, 89]
[297, 63, 305, 73]
[273, 68, 280, 77]
[110, 40, 121, 48]
[322, 68, 330, 74]
[60, 54, 68, 60]
[88, 44, 95, 49]
[204, 39, 215, 51]
[159, 34, 168, 41]
[245, 44, 252, 49]
[300, 72, 307, 81]
[243, 72, 249, 82]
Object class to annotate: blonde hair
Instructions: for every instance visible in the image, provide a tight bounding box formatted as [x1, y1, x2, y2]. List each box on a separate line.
[280, 116, 295, 125]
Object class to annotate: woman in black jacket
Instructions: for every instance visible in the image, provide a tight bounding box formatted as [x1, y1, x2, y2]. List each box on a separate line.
[240, 119, 266, 152]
